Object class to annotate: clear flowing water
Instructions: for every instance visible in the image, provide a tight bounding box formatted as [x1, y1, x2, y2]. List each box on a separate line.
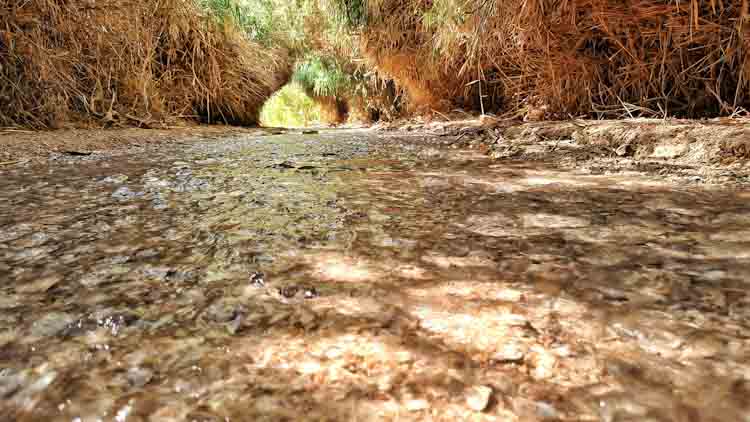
[1, 130, 749, 421]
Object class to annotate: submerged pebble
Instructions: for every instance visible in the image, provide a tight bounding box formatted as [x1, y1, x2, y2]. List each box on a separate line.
[127, 367, 154, 388]
[112, 186, 142, 200]
[30, 312, 76, 338]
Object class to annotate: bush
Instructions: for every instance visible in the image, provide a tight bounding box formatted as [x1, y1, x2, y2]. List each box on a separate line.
[259, 83, 322, 127]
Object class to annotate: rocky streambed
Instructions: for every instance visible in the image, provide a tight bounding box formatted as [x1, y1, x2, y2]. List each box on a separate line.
[1, 129, 750, 421]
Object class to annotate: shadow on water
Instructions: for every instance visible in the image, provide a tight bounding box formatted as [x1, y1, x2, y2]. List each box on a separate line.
[1, 130, 749, 421]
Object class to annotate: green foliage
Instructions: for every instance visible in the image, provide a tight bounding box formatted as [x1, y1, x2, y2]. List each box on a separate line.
[276, 0, 321, 52]
[293, 56, 352, 97]
[422, 0, 466, 30]
[196, 0, 398, 123]
[325, 0, 368, 28]
[197, 0, 337, 52]
[259, 83, 322, 127]
[198, 0, 277, 43]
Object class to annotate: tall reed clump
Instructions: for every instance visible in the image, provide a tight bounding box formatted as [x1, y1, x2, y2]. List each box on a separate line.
[291, 52, 403, 123]
[292, 55, 351, 123]
[328, 0, 750, 118]
[0, 0, 291, 129]
[324, 0, 473, 113]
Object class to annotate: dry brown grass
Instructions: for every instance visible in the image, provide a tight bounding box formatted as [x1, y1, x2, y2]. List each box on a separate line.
[358, 1, 456, 113]
[345, 78, 404, 124]
[346, 96, 373, 123]
[362, 51, 452, 113]
[316, 95, 349, 124]
[0, 0, 291, 129]
[499, 0, 750, 118]
[357, 0, 750, 118]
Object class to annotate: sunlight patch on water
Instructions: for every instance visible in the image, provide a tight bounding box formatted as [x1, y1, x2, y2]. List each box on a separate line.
[308, 254, 380, 283]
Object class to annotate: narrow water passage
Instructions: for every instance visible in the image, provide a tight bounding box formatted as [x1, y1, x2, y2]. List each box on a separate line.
[1, 130, 749, 421]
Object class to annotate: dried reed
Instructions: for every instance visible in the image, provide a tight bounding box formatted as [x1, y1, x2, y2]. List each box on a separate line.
[0, 0, 290, 129]
[355, 0, 750, 118]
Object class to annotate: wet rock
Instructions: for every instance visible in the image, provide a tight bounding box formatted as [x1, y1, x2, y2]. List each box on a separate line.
[270, 161, 295, 169]
[615, 143, 634, 157]
[141, 266, 195, 283]
[417, 148, 444, 159]
[127, 367, 154, 388]
[225, 190, 245, 198]
[466, 385, 493, 412]
[527, 345, 557, 380]
[492, 343, 526, 363]
[152, 195, 169, 210]
[65, 309, 140, 337]
[534, 401, 559, 420]
[204, 300, 239, 323]
[143, 177, 171, 189]
[100, 174, 129, 184]
[30, 312, 76, 337]
[79, 265, 130, 287]
[93, 221, 113, 234]
[597, 392, 650, 421]
[278, 285, 300, 299]
[63, 150, 92, 157]
[135, 248, 160, 260]
[29, 232, 49, 246]
[112, 186, 143, 200]
[0, 368, 27, 398]
[15, 245, 57, 261]
[12, 232, 50, 248]
[94, 312, 139, 336]
[597, 286, 631, 302]
[227, 314, 243, 335]
[249, 272, 265, 287]
[175, 168, 192, 180]
[304, 287, 318, 299]
[174, 177, 209, 192]
[13, 370, 57, 400]
[512, 398, 560, 421]
[141, 266, 172, 280]
[15, 274, 62, 294]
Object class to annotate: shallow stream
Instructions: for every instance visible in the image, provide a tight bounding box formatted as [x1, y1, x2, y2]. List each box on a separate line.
[1, 130, 749, 421]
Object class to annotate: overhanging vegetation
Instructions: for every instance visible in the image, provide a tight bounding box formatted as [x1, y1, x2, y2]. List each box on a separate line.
[337, 0, 750, 118]
[2, 0, 748, 129]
